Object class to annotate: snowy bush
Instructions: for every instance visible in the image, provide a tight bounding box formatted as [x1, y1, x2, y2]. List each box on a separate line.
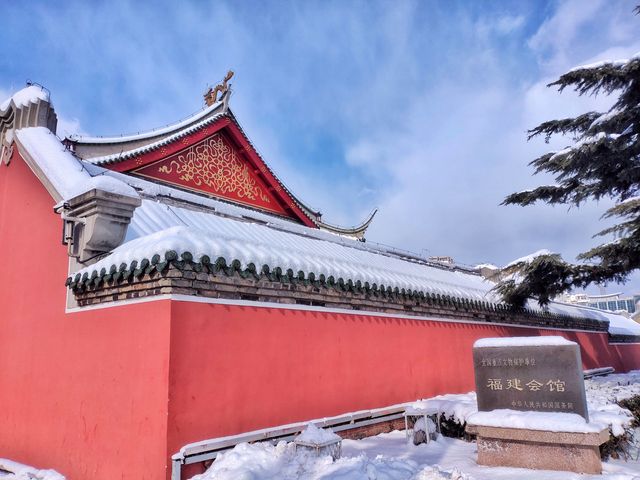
[600, 394, 640, 460]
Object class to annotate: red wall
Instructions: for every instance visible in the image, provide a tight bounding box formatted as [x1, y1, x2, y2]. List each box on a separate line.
[166, 301, 640, 470]
[0, 149, 173, 480]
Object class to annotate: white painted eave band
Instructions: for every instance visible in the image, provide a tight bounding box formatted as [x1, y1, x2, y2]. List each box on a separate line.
[64, 293, 623, 336]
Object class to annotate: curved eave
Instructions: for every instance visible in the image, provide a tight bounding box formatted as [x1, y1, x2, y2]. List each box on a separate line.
[316, 209, 377, 240]
[77, 111, 228, 165]
[224, 110, 323, 224]
[0, 104, 15, 129]
[69, 98, 226, 146]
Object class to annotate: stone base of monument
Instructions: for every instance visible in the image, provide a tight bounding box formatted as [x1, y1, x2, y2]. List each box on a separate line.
[466, 424, 609, 474]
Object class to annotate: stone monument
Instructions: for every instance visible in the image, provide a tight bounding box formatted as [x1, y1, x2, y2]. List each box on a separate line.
[472, 336, 588, 419]
[466, 336, 609, 474]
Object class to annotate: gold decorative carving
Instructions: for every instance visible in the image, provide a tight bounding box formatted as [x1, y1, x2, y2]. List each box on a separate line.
[204, 71, 234, 106]
[158, 134, 270, 203]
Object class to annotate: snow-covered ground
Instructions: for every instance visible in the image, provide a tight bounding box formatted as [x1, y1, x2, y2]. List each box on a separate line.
[0, 459, 64, 480]
[192, 371, 640, 480]
[190, 431, 640, 480]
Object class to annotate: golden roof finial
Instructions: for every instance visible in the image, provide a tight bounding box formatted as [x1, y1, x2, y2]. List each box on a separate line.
[204, 70, 234, 106]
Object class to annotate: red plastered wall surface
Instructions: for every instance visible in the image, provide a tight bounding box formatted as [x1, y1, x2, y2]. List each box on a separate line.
[0, 148, 173, 480]
[166, 300, 640, 478]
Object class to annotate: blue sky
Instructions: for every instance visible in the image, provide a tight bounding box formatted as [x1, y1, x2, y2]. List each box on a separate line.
[2, 0, 640, 294]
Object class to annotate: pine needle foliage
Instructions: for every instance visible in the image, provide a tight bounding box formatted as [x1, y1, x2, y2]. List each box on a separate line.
[497, 49, 640, 307]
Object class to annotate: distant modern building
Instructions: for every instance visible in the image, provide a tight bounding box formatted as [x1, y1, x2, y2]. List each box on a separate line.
[562, 292, 640, 315]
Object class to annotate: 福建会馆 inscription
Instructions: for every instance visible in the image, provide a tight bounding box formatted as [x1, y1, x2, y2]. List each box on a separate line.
[472, 336, 588, 420]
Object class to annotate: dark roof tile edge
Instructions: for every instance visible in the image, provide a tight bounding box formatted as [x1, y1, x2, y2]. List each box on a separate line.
[68, 249, 610, 333]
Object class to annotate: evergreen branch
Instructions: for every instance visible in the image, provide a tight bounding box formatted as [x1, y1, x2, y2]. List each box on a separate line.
[527, 112, 600, 142]
[578, 236, 640, 275]
[493, 254, 576, 307]
[549, 58, 640, 97]
[502, 184, 577, 206]
[495, 254, 630, 308]
[595, 220, 637, 238]
[524, 135, 640, 204]
[586, 107, 637, 136]
[603, 197, 640, 218]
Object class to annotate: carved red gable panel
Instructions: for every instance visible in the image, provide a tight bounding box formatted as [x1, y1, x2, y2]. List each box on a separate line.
[132, 132, 290, 216]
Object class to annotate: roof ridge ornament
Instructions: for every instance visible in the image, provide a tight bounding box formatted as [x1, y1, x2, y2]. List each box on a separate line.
[204, 70, 234, 106]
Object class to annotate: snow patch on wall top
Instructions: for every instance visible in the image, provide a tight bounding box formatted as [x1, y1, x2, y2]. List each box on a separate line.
[474, 336, 575, 348]
[15, 127, 137, 201]
[0, 85, 49, 112]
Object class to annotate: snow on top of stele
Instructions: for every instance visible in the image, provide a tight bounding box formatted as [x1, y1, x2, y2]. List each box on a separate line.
[466, 409, 606, 433]
[473, 335, 575, 348]
[0, 85, 49, 112]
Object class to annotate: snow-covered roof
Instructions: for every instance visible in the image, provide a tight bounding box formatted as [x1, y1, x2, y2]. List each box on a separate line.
[0, 85, 49, 112]
[545, 301, 640, 336]
[69, 99, 225, 146]
[503, 249, 553, 269]
[74, 107, 227, 165]
[71, 193, 640, 335]
[294, 424, 341, 445]
[15, 127, 137, 201]
[79, 198, 494, 301]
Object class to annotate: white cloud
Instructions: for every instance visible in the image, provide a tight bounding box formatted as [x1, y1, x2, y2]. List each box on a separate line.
[56, 116, 84, 138]
[528, 0, 638, 74]
[495, 15, 526, 34]
[476, 14, 525, 38]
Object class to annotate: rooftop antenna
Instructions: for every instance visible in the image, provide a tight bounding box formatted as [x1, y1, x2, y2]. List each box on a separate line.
[24, 79, 51, 97]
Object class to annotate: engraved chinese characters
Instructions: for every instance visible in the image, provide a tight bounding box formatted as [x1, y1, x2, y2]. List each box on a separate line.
[472, 337, 589, 420]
